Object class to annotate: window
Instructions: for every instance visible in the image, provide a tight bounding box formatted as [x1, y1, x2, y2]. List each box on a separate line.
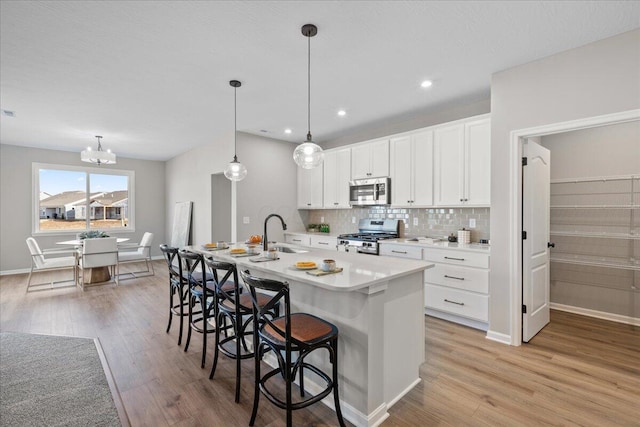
[33, 163, 135, 234]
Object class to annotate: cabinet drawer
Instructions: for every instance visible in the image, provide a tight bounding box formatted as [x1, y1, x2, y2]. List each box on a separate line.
[425, 264, 489, 294]
[309, 236, 337, 249]
[380, 245, 423, 259]
[285, 234, 311, 247]
[423, 248, 489, 268]
[424, 284, 488, 321]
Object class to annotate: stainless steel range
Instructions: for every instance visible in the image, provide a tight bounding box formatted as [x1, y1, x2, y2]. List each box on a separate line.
[338, 219, 400, 255]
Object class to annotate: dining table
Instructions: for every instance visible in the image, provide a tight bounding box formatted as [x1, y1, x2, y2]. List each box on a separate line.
[56, 238, 130, 284]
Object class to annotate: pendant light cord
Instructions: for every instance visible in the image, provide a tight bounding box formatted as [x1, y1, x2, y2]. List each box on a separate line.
[234, 84, 238, 161]
[307, 33, 311, 141]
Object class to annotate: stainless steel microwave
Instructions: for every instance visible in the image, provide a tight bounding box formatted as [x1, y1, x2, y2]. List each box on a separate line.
[349, 177, 391, 206]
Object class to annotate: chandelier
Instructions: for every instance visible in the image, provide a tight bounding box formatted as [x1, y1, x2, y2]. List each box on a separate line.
[81, 135, 116, 165]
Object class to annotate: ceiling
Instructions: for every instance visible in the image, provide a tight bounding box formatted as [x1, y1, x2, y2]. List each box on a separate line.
[1, 1, 638, 161]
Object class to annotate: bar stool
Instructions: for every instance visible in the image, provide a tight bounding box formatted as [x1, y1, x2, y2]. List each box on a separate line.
[181, 250, 236, 368]
[160, 244, 189, 345]
[239, 269, 346, 427]
[205, 259, 279, 403]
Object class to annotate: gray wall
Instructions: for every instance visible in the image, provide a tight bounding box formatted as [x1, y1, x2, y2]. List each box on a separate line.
[490, 29, 640, 339]
[541, 120, 640, 179]
[323, 98, 490, 148]
[165, 132, 305, 248]
[0, 144, 166, 272]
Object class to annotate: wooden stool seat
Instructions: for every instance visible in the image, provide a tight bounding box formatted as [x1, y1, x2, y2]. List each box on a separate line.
[263, 313, 337, 346]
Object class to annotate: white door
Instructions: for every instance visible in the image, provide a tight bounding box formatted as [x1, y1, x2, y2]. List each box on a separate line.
[465, 119, 491, 205]
[412, 130, 434, 206]
[522, 139, 551, 342]
[390, 136, 412, 205]
[434, 124, 465, 205]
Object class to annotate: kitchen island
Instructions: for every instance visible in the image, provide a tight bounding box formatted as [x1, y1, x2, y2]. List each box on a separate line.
[189, 244, 433, 427]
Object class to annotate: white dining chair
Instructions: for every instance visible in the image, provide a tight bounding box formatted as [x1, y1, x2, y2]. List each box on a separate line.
[79, 237, 119, 289]
[117, 232, 155, 279]
[25, 237, 78, 292]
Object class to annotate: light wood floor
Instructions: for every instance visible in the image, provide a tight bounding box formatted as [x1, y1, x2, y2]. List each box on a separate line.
[1, 262, 638, 426]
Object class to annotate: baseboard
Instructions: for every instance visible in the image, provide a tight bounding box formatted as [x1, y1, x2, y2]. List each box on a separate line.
[551, 303, 640, 326]
[386, 377, 421, 408]
[1, 257, 163, 277]
[485, 329, 512, 345]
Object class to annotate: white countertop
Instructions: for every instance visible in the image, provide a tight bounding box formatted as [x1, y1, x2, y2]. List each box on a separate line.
[381, 238, 491, 252]
[188, 244, 432, 292]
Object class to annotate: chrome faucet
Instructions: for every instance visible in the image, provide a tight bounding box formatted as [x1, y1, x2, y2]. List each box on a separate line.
[263, 214, 287, 251]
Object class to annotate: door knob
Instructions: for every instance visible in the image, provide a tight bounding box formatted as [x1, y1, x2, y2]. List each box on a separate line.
[547, 242, 555, 248]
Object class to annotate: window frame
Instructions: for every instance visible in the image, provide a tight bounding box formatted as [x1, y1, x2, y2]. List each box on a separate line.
[32, 162, 135, 235]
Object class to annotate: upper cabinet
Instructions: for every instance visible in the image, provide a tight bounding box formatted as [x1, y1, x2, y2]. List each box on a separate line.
[390, 130, 433, 207]
[323, 148, 351, 208]
[297, 165, 323, 209]
[351, 139, 389, 180]
[433, 117, 490, 206]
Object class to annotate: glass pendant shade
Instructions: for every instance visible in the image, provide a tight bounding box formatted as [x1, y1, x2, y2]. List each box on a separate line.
[224, 156, 248, 181]
[81, 136, 116, 165]
[293, 140, 324, 169]
[294, 23, 323, 169]
[225, 79, 247, 182]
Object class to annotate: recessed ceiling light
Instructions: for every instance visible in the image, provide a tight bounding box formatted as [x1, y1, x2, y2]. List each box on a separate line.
[284, 129, 292, 134]
[337, 110, 346, 117]
[421, 80, 433, 88]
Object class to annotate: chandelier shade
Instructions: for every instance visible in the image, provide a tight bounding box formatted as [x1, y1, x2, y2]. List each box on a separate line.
[81, 136, 116, 165]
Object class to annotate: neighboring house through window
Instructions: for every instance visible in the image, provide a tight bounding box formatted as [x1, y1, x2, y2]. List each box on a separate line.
[33, 163, 135, 234]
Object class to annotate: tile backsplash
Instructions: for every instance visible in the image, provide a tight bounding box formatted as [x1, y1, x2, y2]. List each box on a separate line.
[307, 207, 490, 242]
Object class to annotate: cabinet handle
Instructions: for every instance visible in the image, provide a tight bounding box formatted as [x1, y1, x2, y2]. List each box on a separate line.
[444, 299, 465, 306]
[444, 256, 465, 261]
[334, 202, 339, 205]
[293, 239, 301, 242]
[318, 242, 329, 245]
[307, 203, 311, 206]
[392, 250, 407, 254]
[460, 198, 464, 202]
[444, 275, 465, 281]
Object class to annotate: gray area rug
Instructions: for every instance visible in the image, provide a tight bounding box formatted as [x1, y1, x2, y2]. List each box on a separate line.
[0, 332, 121, 426]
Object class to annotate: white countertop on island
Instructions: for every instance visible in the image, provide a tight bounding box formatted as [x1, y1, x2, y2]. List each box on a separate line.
[189, 244, 432, 293]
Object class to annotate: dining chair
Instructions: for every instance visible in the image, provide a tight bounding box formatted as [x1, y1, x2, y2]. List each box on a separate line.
[25, 237, 78, 292]
[78, 237, 119, 289]
[205, 258, 278, 403]
[117, 232, 155, 279]
[239, 269, 346, 427]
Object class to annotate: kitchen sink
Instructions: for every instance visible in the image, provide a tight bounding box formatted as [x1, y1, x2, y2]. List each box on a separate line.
[272, 245, 309, 254]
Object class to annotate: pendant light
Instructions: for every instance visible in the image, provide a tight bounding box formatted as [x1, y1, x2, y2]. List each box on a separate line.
[224, 80, 247, 181]
[293, 24, 324, 169]
[81, 135, 116, 165]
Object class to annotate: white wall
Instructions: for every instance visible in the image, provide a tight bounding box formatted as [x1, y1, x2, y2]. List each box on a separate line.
[0, 144, 166, 272]
[164, 132, 305, 248]
[489, 29, 640, 341]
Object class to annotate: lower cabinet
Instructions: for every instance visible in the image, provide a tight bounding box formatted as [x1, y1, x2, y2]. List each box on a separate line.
[284, 233, 311, 246]
[423, 248, 490, 330]
[309, 234, 337, 250]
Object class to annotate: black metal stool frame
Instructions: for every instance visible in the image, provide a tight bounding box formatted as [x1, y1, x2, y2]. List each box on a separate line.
[240, 269, 346, 427]
[160, 244, 189, 346]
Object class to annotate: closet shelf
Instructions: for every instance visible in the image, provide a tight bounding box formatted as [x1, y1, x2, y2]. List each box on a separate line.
[550, 205, 639, 209]
[550, 231, 640, 240]
[551, 254, 639, 271]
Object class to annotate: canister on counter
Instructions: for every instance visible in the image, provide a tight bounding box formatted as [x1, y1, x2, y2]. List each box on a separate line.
[458, 228, 471, 244]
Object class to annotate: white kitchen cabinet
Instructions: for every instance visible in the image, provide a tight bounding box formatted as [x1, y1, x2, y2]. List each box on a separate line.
[297, 165, 323, 209]
[423, 247, 490, 330]
[284, 233, 311, 246]
[351, 139, 389, 180]
[309, 234, 337, 250]
[390, 130, 433, 207]
[379, 244, 423, 259]
[433, 116, 490, 206]
[323, 148, 351, 208]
